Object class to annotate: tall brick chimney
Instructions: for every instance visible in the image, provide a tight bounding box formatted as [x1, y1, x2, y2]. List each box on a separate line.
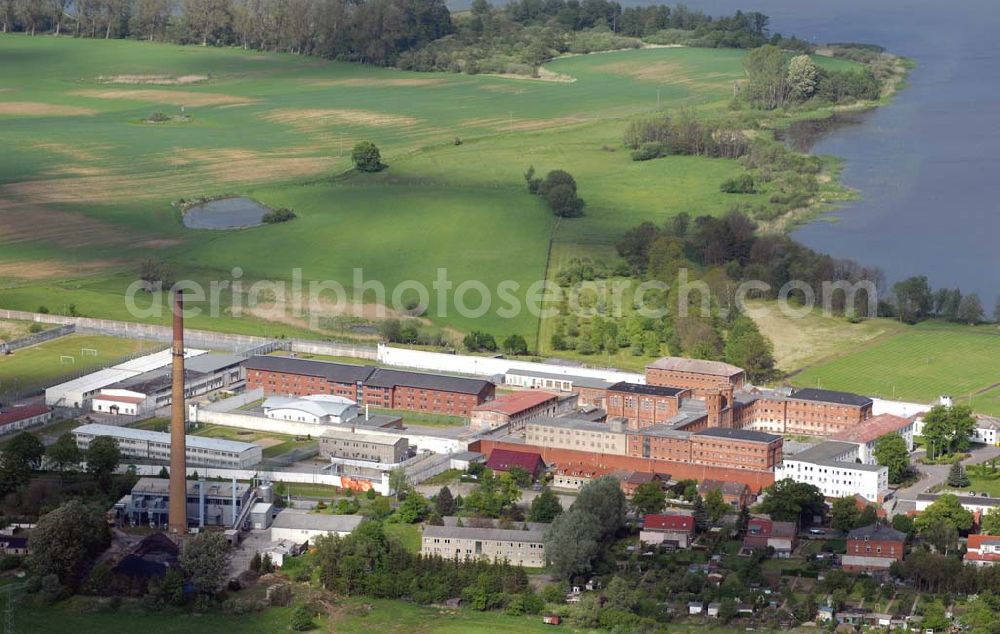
[168, 288, 187, 534]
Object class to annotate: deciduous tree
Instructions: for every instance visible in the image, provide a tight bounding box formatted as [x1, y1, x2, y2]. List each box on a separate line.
[631, 481, 666, 515]
[180, 531, 231, 596]
[27, 499, 111, 587]
[873, 433, 910, 483]
[527, 487, 563, 523]
[47, 431, 83, 472]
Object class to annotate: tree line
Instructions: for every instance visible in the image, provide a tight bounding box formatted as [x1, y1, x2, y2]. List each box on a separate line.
[0, 0, 805, 74]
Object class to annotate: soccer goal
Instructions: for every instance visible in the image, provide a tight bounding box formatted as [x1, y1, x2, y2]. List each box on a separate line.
[59, 355, 75, 365]
[81, 348, 98, 357]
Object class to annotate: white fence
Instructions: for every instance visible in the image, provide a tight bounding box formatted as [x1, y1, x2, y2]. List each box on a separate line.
[376, 343, 644, 383]
[190, 404, 329, 439]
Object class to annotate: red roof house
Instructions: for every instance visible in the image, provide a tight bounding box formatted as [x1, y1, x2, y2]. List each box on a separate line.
[965, 534, 1000, 566]
[640, 510, 695, 548]
[0, 405, 52, 433]
[485, 448, 546, 479]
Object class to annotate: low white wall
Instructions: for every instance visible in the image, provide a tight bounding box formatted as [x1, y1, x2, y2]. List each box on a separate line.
[190, 405, 330, 438]
[376, 343, 644, 383]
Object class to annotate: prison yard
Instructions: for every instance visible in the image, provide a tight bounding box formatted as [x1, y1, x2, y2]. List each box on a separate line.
[0, 333, 147, 393]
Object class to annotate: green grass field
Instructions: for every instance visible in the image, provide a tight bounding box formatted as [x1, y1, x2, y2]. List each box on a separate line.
[790, 321, 1000, 414]
[0, 35, 858, 345]
[0, 333, 148, 391]
[9, 597, 581, 634]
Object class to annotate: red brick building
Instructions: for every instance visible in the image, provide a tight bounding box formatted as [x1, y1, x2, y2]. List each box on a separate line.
[645, 357, 745, 395]
[735, 388, 873, 436]
[842, 524, 906, 573]
[606, 382, 691, 430]
[362, 368, 494, 416]
[470, 390, 567, 433]
[245, 356, 494, 417]
[688, 428, 783, 471]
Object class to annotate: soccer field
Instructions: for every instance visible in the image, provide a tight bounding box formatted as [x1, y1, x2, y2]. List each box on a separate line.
[790, 322, 1000, 414]
[0, 334, 147, 392]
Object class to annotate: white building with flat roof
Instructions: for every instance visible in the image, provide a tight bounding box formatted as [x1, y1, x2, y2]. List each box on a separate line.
[73, 423, 261, 468]
[46, 347, 207, 407]
[775, 441, 888, 503]
[268, 509, 364, 543]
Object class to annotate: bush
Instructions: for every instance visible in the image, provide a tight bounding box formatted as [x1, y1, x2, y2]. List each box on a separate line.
[290, 604, 315, 631]
[262, 207, 296, 224]
[28, 323, 44, 334]
[720, 173, 756, 193]
[147, 111, 170, 122]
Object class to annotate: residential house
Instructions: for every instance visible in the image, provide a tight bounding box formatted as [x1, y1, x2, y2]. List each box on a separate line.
[743, 516, 797, 557]
[964, 534, 1000, 566]
[640, 510, 696, 548]
[842, 524, 906, 574]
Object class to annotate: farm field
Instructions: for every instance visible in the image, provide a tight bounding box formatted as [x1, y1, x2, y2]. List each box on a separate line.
[0, 333, 147, 392]
[789, 321, 1000, 414]
[0, 35, 857, 345]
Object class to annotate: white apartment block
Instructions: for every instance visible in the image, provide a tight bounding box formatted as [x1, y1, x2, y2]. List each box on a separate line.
[775, 441, 888, 502]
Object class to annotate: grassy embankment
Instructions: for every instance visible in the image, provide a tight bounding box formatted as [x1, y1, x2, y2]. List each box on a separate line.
[750, 302, 1000, 415]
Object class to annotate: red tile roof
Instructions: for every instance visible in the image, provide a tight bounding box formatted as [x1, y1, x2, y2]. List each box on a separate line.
[0, 405, 50, 427]
[644, 512, 694, 533]
[472, 390, 557, 415]
[967, 534, 1000, 550]
[831, 414, 914, 444]
[486, 448, 545, 474]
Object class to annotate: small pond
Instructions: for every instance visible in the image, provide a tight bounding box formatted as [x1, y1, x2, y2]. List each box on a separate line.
[182, 196, 270, 229]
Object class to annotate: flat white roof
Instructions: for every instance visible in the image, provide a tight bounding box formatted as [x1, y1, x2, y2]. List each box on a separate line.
[45, 348, 207, 402]
[74, 422, 258, 454]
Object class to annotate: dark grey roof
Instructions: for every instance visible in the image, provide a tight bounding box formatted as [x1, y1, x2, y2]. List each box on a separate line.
[791, 388, 872, 408]
[847, 524, 906, 541]
[366, 368, 493, 395]
[693, 427, 780, 443]
[423, 523, 547, 543]
[529, 416, 617, 433]
[246, 355, 375, 383]
[916, 493, 1000, 507]
[785, 440, 882, 471]
[184, 353, 245, 374]
[609, 382, 684, 397]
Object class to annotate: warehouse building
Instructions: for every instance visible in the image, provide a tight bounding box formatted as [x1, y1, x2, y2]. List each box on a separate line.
[73, 423, 262, 468]
[90, 353, 245, 415]
[0, 404, 53, 436]
[46, 347, 208, 408]
[268, 509, 365, 544]
[318, 428, 409, 464]
[262, 394, 359, 424]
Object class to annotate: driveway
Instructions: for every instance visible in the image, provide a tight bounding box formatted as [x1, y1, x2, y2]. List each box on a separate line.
[886, 443, 1000, 515]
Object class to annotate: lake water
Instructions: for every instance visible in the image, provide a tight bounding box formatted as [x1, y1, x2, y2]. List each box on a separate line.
[645, 0, 1000, 302]
[182, 196, 269, 230]
[456, 0, 1000, 301]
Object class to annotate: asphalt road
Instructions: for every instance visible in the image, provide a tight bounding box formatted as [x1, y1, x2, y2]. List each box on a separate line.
[886, 443, 1000, 516]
